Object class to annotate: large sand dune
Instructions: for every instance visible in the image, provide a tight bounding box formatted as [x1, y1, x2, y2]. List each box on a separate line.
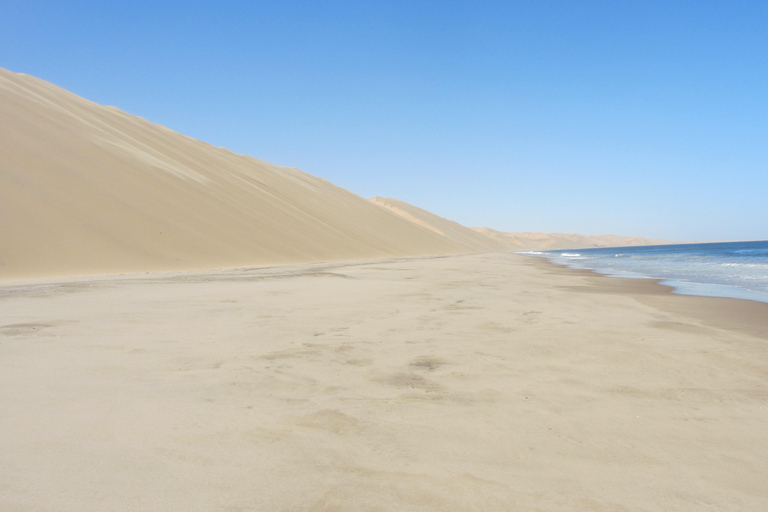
[1, 67, 675, 281]
[0, 68, 469, 280]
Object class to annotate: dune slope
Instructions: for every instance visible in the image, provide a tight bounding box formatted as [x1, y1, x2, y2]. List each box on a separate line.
[0, 68, 469, 280]
[369, 197, 509, 252]
[369, 196, 673, 252]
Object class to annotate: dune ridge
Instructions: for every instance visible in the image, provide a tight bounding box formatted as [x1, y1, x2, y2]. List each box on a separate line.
[0, 68, 471, 280]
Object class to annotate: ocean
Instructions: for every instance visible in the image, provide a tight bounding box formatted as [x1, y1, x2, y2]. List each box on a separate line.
[532, 240, 768, 304]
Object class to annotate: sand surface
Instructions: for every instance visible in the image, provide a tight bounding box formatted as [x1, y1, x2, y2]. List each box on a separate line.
[2, 253, 767, 511]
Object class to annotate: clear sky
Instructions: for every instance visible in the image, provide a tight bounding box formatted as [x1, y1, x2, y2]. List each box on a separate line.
[2, 1, 767, 241]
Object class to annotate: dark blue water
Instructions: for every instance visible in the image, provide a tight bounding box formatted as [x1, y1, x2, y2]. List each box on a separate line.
[535, 240, 768, 303]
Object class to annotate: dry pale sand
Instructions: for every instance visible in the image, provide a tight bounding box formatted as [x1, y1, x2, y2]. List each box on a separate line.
[1, 252, 767, 511]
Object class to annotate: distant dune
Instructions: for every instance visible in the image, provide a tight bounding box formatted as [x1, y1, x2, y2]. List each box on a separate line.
[370, 197, 673, 251]
[471, 227, 674, 251]
[0, 68, 472, 280]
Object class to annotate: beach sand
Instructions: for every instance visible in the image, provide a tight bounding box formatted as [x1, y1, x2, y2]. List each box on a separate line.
[1, 252, 767, 511]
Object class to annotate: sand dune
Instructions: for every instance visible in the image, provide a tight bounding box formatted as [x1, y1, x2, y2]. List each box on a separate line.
[1, 66, 675, 281]
[369, 196, 673, 251]
[0, 68, 469, 280]
[370, 197, 509, 252]
[472, 226, 674, 251]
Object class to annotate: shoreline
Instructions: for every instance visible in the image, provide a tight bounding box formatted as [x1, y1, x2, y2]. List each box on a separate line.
[3, 250, 766, 341]
[3, 250, 766, 342]
[526, 240, 768, 306]
[525, 254, 768, 341]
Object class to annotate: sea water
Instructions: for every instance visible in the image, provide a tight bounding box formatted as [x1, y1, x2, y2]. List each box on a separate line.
[532, 240, 768, 304]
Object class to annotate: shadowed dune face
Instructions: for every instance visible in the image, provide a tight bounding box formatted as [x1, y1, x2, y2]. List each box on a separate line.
[0, 68, 470, 280]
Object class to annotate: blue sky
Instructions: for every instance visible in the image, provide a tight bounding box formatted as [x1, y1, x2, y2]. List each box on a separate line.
[2, 1, 767, 240]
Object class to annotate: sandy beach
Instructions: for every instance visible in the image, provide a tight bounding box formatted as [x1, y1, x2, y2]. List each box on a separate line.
[2, 252, 767, 511]
[3, 4, 767, 508]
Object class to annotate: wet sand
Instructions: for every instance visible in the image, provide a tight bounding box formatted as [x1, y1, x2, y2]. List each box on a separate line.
[1, 252, 767, 511]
